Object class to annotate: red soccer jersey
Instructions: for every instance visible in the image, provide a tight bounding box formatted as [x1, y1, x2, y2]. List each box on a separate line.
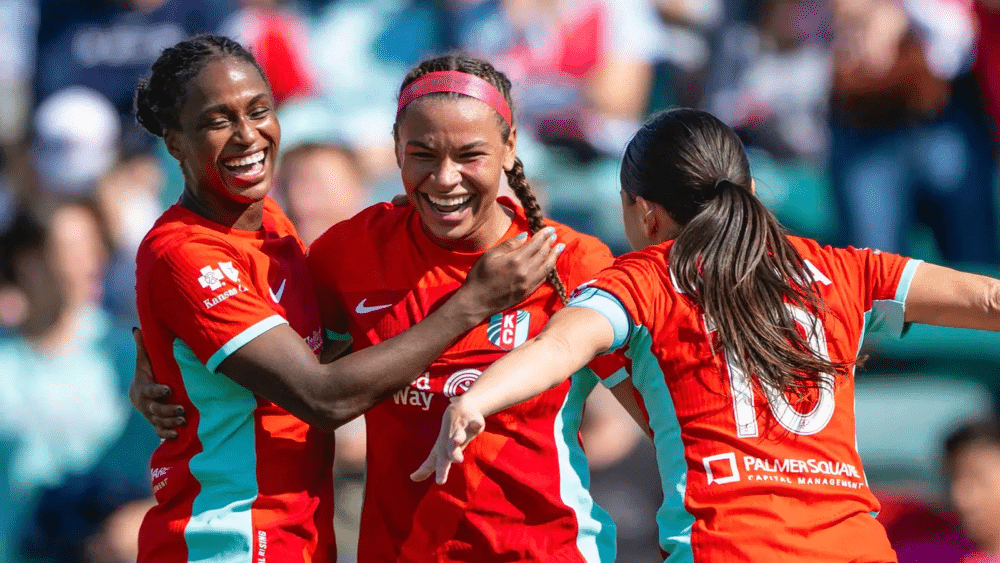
[307, 198, 621, 563]
[568, 236, 921, 562]
[134, 198, 335, 563]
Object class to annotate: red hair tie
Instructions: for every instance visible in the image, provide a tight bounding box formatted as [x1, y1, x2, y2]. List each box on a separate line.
[396, 70, 512, 126]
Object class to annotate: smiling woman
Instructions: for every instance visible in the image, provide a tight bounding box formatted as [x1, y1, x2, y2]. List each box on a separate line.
[301, 54, 631, 563]
[130, 36, 561, 563]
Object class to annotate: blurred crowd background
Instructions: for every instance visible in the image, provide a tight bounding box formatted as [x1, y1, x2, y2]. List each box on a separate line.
[2, 0, 1000, 561]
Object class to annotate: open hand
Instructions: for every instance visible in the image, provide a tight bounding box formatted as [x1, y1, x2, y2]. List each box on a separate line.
[410, 399, 486, 484]
[460, 227, 562, 318]
[129, 328, 185, 439]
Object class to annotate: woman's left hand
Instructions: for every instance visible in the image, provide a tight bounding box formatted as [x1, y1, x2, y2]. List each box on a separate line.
[410, 398, 486, 484]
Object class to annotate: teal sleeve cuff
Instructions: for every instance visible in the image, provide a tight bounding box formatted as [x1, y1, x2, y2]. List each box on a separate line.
[207, 315, 288, 373]
[869, 259, 923, 338]
[567, 287, 631, 350]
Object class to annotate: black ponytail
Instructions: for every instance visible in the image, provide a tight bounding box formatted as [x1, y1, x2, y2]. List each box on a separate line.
[622, 109, 851, 395]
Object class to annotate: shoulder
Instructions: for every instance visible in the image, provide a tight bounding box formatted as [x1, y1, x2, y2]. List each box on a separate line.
[612, 240, 670, 274]
[262, 197, 300, 239]
[542, 219, 616, 281]
[310, 201, 406, 257]
[138, 222, 242, 279]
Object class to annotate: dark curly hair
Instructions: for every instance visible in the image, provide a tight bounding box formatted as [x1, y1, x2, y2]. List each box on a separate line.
[134, 34, 268, 137]
[395, 54, 567, 304]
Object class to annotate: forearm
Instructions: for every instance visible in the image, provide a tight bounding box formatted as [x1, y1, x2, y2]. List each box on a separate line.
[461, 306, 618, 416]
[459, 332, 588, 418]
[315, 290, 486, 425]
[905, 262, 1000, 331]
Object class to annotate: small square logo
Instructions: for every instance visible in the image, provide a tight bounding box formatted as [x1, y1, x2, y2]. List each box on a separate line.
[703, 452, 740, 485]
[487, 310, 530, 350]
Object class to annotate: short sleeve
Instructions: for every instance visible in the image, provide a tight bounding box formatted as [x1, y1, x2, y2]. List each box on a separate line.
[307, 225, 350, 341]
[150, 239, 287, 372]
[568, 286, 632, 388]
[838, 246, 922, 338]
[566, 251, 665, 388]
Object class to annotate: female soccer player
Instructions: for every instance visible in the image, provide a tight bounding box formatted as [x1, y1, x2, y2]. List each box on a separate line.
[300, 54, 625, 562]
[131, 36, 558, 563]
[415, 108, 1000, 562]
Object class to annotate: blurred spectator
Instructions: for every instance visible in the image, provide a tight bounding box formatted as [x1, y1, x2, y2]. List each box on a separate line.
[945, 419, 1000, 561]
[35, 0, 236, 150]
[705, 0, 840, 241]
[711, 0, 831, 162]
[973, 1, 1000, 150]
[0, 0, 38, 146]
[274, 98, 373, 244]
[461, 0, 658, 158]
[829, 0, 999, 263]
[20, 470, 154, 563]
[32, 87, 121, 199]
[877, 490, 976, 563]
[455, 0, 661, 253]
[0, 204, 129, 554]
[94, 155, 165, 324]
[221, 0, 317, 105]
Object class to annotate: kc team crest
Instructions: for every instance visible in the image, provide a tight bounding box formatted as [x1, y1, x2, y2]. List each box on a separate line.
[488, 310, 530, 350]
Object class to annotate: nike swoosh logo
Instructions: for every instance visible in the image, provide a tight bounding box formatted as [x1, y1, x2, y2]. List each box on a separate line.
[356, 298, 393, 314]
[269, 279, 286, 303]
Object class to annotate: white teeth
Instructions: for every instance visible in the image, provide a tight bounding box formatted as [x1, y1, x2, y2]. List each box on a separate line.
[427, 194, 472, 207]
[224, 150, 265, 167]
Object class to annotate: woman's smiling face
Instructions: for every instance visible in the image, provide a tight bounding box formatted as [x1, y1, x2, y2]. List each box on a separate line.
[166, 56, 280, 205]
[395, 95, 516, 251]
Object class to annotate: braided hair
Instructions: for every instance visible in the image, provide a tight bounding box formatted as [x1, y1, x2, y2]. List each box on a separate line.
[134, 35, 268, 137]
[395, 54, 568, 304]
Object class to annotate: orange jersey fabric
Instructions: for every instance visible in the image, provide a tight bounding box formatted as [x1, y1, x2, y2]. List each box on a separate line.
[569, 237, 919, 562]
[134, 198, 335, 563]
[307, 198, 621, 563]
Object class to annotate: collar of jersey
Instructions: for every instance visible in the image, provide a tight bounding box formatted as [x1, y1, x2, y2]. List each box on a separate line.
[168, 197, 279, 240]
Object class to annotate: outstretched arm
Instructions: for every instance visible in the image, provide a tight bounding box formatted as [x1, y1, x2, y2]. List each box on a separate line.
[411, 306, 616, 484]
[904, 262, 1000, 331]
[131, 229, 561, 433]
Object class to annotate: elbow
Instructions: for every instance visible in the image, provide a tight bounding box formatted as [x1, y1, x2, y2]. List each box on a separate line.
[299, 404, 354, 433]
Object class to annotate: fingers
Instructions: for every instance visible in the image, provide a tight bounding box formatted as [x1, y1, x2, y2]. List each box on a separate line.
[140, 383, 173, 401]
[148, 401, 184, 420]
[435, 452, 454, 485]
[410, 451, 437, 482]
[537, 242, 565, 277]
[515, 226, 556, 258]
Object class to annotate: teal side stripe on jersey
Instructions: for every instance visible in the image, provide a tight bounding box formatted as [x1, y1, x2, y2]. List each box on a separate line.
[627, 326, 695, 562]
[174, 339, 260, 563]
[206, 315, 287, 373]
[325, 328, 351, 341]
[567, 287, 631, 349]
[600, 367, 630, 389]
[868, 259, 923, 339]
[554, 367, 617, 563]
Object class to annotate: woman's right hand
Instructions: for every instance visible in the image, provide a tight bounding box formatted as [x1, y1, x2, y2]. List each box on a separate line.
[129, 328, 185, 439]
[459, 227, 563, 318]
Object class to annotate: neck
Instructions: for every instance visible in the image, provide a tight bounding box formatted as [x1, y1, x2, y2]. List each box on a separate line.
[180, 186, 265, 231]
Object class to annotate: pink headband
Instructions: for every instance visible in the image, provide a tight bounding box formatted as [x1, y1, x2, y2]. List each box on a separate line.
[396, 71, 512, 126]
